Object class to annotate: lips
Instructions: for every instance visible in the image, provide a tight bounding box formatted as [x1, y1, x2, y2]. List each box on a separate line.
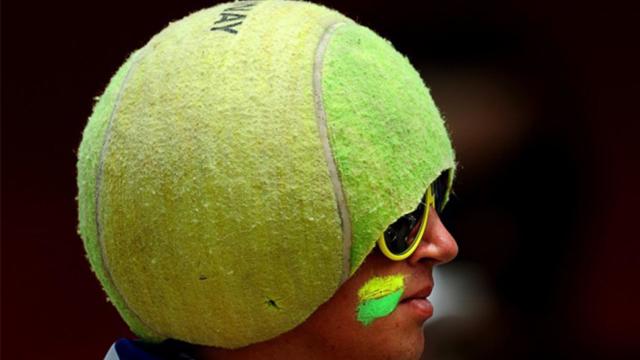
[399, 284, 434, 319]
[400, 284, 432, 303]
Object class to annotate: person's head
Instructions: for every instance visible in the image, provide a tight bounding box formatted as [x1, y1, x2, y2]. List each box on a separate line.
[77, 1, 457, 359]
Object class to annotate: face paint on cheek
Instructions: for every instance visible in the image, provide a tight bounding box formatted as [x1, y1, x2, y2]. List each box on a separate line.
[356, 275, 405, 326]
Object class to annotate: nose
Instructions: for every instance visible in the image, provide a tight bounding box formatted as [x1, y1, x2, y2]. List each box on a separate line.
[408, 207, 458, 266]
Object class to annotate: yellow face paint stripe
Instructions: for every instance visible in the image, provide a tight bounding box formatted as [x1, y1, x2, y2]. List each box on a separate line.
[358, 275, 404, 301]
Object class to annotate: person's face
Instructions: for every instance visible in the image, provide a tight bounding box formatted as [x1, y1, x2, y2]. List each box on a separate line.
[296, 207, 458, 360]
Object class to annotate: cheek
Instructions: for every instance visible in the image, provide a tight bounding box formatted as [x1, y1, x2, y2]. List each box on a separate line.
[298, 284, 361, 341]
[298, 271, 424, 358]
[339, 299, 425, 360]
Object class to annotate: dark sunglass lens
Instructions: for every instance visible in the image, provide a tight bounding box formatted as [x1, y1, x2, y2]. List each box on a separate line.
[384, 201, 425, 254]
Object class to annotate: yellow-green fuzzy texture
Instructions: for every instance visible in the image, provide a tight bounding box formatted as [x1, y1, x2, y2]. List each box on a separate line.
[79, 0, 350, 348]
[322, 24, 456, 272]
[77, 50, 162, 341]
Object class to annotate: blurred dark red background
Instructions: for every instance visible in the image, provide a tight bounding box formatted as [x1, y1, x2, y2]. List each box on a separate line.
[2, 0, 639, 359]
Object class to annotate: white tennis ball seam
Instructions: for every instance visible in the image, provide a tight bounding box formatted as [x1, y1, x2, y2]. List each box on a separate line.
[312, 21, 353, 282]
[94, 46, 164, 339]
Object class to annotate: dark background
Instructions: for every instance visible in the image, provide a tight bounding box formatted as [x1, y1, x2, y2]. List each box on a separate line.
[2, 0, 638, 359]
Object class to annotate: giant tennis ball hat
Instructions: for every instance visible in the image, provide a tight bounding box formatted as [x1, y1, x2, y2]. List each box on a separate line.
[77, 0, 455, 349]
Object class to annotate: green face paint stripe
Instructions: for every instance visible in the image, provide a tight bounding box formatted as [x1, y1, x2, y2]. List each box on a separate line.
[358, 275, 404, 301]
[356, 288, 403, 326]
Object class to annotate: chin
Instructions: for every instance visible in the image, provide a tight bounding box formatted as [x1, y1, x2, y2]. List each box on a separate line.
[409, 331, 426, 360]
[386, 327, 425, 360]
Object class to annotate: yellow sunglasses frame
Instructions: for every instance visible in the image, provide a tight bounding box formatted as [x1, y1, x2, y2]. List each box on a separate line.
[377, 185, 436, 261]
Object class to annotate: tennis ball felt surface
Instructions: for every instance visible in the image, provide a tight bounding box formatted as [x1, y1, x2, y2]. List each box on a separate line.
[77, 0, 455, 348]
